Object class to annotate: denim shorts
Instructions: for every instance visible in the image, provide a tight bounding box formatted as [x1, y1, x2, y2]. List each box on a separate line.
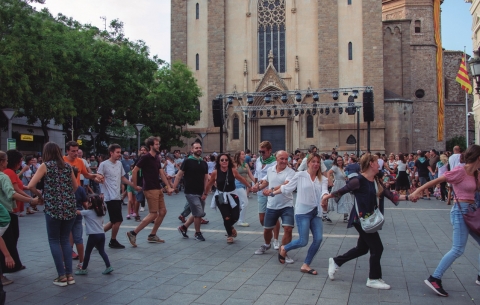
[71, 216, 83, 244]
[185, 194, 205, 217]
[258, 194, 268, 214]
[264, 206, 295, 229]
[135, 190, 145, 203]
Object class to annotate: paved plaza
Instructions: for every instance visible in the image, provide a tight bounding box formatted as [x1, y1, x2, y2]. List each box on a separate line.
[5, 192, 480, 305]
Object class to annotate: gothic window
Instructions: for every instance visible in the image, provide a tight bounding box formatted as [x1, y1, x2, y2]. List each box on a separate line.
[348, 42, 353, 60]
[196, 3, 199, 19]
[415, 20, 421, 33]
[258, 0, 286, 74]
[196, 54, 199, 70]
[233, 117, 240, 139]
[306, 115, 314, 138]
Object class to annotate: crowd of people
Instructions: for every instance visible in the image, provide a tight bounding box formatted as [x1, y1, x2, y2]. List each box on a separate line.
[0, 136, 476, 304]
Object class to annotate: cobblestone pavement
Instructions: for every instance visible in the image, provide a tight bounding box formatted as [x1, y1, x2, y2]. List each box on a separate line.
[5, 192, 480, 304]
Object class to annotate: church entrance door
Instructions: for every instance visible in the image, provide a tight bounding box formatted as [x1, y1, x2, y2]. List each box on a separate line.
[261, 125, 285, 152]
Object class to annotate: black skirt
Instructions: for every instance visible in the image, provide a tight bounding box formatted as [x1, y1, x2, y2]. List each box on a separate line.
[395, 171, 410, 191]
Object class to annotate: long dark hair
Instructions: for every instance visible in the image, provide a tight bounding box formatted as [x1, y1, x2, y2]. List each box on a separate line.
[215, 153, 233, 171]
[43, 142, 65, 169]
[88, 194, 106, 217]
[6, 150, 23, 170]
[233, 151, 244, 167]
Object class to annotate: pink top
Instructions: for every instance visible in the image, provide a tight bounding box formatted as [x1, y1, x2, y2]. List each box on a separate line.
[443, 166, 478, 201]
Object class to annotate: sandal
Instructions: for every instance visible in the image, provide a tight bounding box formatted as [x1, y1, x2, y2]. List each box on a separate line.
[227, 236, 234, 243]
[278, 246, 286, 264]
[53, 275, 68, 287]
[66, 274, 75, 285]
[301, 268, 317, 275]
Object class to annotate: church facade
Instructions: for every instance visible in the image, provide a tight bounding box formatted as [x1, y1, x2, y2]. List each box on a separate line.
[172, 0, 466, 154]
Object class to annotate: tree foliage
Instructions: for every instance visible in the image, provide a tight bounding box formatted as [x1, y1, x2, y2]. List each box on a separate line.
[446, 135, 466, 152]
[0, 0, 202, 152]
[139, 61, 202, 149]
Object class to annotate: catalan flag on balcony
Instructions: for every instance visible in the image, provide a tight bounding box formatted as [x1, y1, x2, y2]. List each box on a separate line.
[456, 54, 473, 94]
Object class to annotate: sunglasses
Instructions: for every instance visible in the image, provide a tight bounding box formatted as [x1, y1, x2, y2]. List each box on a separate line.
[220, 159, 229, 162]
[259, 150, 266, 154]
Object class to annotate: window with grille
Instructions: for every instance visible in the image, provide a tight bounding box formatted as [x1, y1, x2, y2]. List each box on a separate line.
[306, 115, 314, 138]
[348, 42, 353, 60]
[258, 0, 286, 74]
[233, 117, 240, 139]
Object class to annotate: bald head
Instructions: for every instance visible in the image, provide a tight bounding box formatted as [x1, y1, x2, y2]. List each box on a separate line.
[275, 150, 289, 170]
[453, 146, 460, 153]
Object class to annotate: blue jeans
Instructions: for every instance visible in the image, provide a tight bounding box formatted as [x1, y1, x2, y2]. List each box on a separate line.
[45, 214, 75, 276]
[433, 202, 480, 279]
[284, 208, 323, 265]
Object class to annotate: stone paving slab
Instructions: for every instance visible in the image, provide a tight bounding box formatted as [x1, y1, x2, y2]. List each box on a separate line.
[4, 192, 480, 304]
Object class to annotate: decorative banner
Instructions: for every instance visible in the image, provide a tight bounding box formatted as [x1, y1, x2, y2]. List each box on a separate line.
[434, 0, 444, 141]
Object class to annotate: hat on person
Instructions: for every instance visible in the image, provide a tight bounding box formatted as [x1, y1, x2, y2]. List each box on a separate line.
[131, 152, 136, 157]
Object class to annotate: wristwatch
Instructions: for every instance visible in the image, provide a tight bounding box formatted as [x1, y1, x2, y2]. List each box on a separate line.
[270, 187, 275, 197]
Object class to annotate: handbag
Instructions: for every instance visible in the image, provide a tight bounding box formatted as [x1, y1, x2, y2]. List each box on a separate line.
[455, 193, 480, 235]
[354, 180, 385, 233]
[215, 169, 229, 206]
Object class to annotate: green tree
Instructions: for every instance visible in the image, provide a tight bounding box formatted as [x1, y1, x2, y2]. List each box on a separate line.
[140, 61, 202, 149]
[446, 136, 466, 152]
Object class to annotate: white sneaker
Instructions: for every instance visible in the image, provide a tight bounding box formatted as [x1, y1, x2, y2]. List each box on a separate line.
[254, 244, 271, 255]
[273, 239, 280, 250]
[366, 278, 391, 290]
[239, 222, 249, 227]
[328, 258, 338, 280]
[285, 255, 294, 264]
[140, 207, 145, 212]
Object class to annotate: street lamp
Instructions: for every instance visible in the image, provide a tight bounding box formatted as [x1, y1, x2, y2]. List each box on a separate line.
[90, 131, 98, 155]
[2, 108, 15, 140]
[469, 49, 480, 95]
[134, 123, 144, 154]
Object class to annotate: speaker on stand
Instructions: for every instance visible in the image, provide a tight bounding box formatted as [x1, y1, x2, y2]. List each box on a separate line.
[362, 91, 374, 152]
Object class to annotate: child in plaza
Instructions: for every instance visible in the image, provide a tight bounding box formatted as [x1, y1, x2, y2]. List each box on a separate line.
[75, 195, 113, 275]
[71, 167, 88, 270]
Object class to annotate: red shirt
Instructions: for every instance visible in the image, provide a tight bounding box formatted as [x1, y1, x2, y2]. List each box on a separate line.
[4, 168, 22, 209]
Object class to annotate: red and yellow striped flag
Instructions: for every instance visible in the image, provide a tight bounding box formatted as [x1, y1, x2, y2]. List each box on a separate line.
[456, 54, 473, 94]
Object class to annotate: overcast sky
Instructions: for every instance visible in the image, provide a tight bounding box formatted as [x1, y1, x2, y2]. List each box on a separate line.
[37, 0, 472, 63]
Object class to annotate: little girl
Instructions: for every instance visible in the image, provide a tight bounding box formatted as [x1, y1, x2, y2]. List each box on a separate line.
[410, 179, 419, 193]
[75, 195, 113, 275]
[433, 184, 441, 199]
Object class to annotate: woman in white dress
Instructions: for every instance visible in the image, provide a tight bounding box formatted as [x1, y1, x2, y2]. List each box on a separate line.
[327, 156, 354, 222]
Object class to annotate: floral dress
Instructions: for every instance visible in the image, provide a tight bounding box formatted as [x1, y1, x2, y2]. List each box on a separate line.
[328, 165, 354, 214]
[43, 161, 76, 220]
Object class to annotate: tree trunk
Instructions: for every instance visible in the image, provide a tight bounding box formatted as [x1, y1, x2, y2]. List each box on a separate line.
[41, 120, 50, 143]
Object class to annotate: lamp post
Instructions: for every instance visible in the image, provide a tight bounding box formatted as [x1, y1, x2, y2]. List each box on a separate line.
[2, 108, 15, 140]
[469, 49, 480, 147]
[90, 131, 98, 155]
[134, 123, 144, 154]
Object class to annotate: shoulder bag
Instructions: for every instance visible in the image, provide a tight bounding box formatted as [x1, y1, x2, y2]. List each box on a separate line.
[354, 180, 384, 233]
[455, 192, 480, 235]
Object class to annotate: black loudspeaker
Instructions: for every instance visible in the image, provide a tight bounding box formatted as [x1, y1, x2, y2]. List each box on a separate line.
[363, 91, 374, 122]
[212, 99, 223, 127]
